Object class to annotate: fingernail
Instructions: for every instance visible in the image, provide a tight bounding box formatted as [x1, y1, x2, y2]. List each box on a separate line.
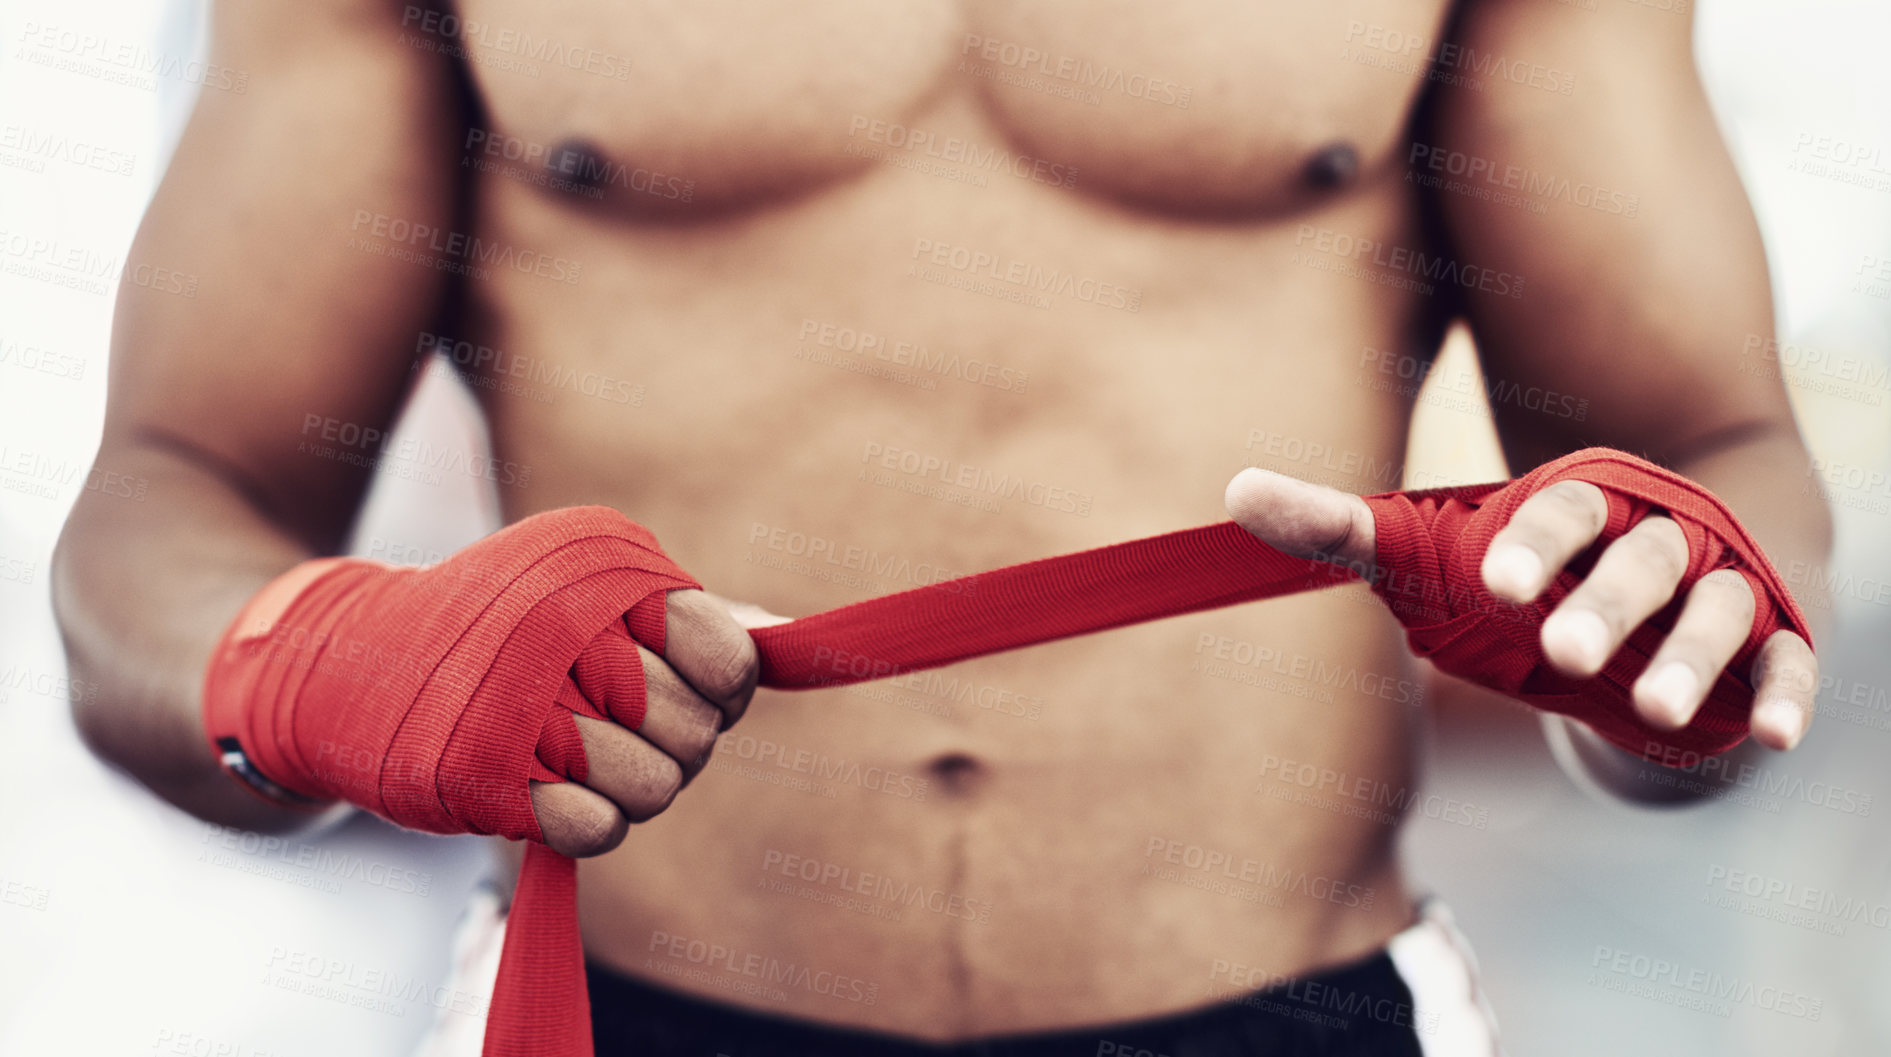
[1545, 609, 1610, 672]
[1638, 663, 1700, 728]
[1755, 697, 1808, 748]
[1485, 546, 1544, 598]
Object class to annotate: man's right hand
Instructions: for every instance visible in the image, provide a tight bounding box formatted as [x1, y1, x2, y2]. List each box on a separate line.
[201, 507, 762, 857]
[530, 588, 763, 857]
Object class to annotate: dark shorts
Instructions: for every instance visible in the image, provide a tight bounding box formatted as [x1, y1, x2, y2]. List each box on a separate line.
[586, 949, 1428, 1057]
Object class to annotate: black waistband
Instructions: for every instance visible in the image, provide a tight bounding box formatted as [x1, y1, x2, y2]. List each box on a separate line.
[586, 948, 1427, 1057]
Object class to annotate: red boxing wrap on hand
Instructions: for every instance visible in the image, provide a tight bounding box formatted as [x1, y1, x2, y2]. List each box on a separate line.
[202, 448, 1809, 1057]
[203, 507, 699, 1057]
[1360, 449, 1810, 758]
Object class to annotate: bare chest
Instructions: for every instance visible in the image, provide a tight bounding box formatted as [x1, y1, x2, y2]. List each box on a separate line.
[444, 0, 1455, 215]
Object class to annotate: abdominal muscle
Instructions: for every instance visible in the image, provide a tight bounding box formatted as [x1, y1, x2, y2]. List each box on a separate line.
[475, 99, 1443, 1040]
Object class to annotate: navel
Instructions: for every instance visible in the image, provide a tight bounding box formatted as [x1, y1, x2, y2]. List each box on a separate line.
[1303, 141, 1360, 190]
[925, 751, 988, 798]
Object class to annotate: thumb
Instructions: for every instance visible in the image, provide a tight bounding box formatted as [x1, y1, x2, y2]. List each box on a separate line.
[699, 591, 794, 630]
[1224, 468, 1378, 569]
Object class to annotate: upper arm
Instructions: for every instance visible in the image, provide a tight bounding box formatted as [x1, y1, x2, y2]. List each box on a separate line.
[1420, 0, 1792, 470]
[106, 0, 464, 548]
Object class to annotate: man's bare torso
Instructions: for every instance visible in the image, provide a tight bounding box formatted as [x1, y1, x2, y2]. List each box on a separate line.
[447, 0, 1455, 1038]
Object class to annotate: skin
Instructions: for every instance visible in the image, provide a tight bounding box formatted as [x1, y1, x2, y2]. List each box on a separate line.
[53, 0, 1830, 1040]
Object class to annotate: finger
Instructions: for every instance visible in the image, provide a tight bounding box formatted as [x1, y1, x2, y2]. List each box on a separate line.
[1748, 630, 1817, 751]
[698, 589, 795, 630]
[1540, 515, 1689, 677]
[571, 624, 723, 778]
[571, 624, 650, 728]
[631, 643, 723, 778]
[663, 589, 761, 725]
[1630, 569, 1756, 730]
[1480, 479, 1609, 602]
[1224, 468, 1376, 569]
[528, 780, 628, 858]
[569, 714, 685, 821]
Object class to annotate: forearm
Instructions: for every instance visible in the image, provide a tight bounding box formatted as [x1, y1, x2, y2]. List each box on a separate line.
[52, 441, 330, 830]
[1665, 424, 1834, 642]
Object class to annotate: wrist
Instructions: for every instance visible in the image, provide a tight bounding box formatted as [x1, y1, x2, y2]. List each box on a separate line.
[202, 556, 389, 809]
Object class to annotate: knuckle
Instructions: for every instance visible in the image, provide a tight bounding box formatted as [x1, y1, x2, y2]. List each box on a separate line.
[683, 706, 721, 762]
[541, 794, 627, 858]
[1624, 523, 1687, 578]
[568, 805, 627, 856]
[1544, 481, 1606, 532]
[1572, 582, 1632, 628]
[1699, 570, 1757, 620]
[698, 628, 761, 702]
[626, 756, 685, 822]
[1766, 657, 1818, 698]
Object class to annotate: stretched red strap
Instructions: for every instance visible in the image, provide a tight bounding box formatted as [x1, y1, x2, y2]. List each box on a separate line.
[203, 449, 1808, 1055]
[750, 521, 1356, 688]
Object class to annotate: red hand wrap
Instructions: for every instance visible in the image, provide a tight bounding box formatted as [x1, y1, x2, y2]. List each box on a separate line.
[203, 508, 698, 1056]
[202, 447, 1808, 1056]
[1360, 448, 1809, 758]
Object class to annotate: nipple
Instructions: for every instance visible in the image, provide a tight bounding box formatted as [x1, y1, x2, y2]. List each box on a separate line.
[1304, 142, 1360, 190]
